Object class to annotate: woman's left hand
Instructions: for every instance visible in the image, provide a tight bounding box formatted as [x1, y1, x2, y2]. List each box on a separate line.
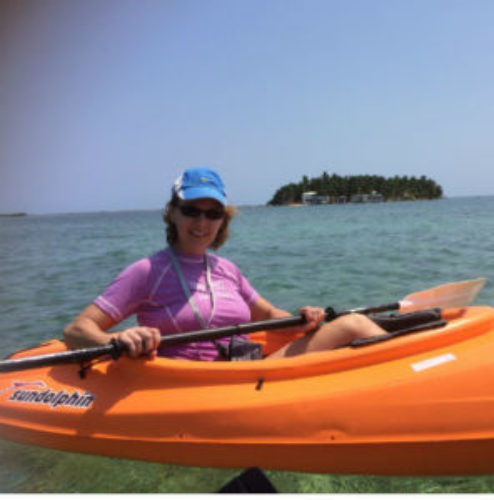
[300, 306, 326, 332]
[250, 297, 326, 335]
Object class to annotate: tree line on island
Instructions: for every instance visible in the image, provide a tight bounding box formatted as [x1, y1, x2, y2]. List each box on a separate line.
[268, 172, 443, 205]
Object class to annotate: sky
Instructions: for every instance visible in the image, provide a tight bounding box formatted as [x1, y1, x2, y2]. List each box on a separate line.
[1, 0, 493, 214]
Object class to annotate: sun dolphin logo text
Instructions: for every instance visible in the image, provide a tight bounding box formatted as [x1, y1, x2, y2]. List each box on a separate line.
[7, 382, 96, 410]
[0, 380, 46, 395]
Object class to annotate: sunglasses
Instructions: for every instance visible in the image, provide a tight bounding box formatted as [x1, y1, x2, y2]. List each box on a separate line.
[178, 205, 226, 220]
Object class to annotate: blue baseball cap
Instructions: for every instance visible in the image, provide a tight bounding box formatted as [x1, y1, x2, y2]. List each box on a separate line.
[172, 167, 227, 206]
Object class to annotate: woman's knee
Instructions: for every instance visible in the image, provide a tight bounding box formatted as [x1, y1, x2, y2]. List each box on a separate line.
[307, 314, 370, 350]
[270, 313, 385, 358]
[334, 313, 379, 340]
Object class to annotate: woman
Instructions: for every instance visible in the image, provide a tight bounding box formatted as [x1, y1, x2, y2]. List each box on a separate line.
[64, 167, 385, 360]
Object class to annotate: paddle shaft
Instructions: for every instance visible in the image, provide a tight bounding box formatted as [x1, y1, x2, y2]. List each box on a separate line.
[0, 343, 118, 373]
[159, 302, 399, 345]
[0, 302, 400, 373]
[0, 277, 485, 373]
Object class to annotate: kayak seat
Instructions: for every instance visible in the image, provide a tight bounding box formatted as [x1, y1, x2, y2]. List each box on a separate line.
[350, 308, 447, 347]
[369, 308, 443, 332]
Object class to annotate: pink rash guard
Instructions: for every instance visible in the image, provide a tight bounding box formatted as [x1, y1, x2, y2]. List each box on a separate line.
[94, 248, 260, 361]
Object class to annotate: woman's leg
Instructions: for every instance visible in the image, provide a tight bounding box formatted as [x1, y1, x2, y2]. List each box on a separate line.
[267, 313, 386, 359]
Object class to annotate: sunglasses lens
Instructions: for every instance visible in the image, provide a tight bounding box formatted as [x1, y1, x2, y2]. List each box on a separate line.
[205, 209, 225, 220]
[179, 205, 225, 220]
[180, 206, 201, 218]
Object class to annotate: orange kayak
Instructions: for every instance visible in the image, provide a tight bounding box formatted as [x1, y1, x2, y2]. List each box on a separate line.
[1, 306, 494, 476]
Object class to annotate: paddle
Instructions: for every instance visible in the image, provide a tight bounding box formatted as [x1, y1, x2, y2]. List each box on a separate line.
[398, 277, 487, 312]
[0, 278, 486, 373]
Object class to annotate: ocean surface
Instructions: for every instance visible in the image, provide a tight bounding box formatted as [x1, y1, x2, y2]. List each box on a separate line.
[1, 196, 494, 493]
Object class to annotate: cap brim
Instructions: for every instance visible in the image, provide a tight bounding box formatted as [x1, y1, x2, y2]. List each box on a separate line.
[179, 186, 227, 206]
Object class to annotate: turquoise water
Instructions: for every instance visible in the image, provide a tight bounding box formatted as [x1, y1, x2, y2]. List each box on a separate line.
[1, 197, 494, 492]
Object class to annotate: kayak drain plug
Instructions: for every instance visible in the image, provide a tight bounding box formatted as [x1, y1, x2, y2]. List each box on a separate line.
[256, 377, 264, 391]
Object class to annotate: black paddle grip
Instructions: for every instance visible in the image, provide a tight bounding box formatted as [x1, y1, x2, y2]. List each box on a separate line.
[110, 338, 127, 360]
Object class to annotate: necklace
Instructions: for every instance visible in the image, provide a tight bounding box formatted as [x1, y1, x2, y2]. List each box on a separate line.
[167, 247, 216, 329]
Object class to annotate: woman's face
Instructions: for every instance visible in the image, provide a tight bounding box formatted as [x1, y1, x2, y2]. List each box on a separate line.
[169, 198, 225, 255]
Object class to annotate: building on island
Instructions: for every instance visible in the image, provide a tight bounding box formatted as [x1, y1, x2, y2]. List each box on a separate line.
[302, 191, 383, 205]
[350, 192, 384, 203]
[302, 191, 330, 205]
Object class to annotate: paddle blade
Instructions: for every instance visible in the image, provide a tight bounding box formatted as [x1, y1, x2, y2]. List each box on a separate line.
[399, 278, 487, 312]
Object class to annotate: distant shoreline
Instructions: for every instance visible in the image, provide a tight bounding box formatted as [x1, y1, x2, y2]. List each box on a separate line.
[2, 195, 494, 217]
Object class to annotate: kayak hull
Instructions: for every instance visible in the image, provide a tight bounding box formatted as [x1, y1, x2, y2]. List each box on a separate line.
[1, 306, 494, 476]
[2, 421, 494, 476]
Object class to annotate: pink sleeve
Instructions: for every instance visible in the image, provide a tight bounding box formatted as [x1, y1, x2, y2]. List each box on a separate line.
[223, 258, 260, 305]
[238, 269, 260, 305]
[94, 258, 151, 321]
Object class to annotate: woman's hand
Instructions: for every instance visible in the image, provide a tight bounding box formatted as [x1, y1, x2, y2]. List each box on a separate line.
[300, 306, 326, 333]
[117, 326, 161, 358]
[64, 305, 162, 357]
[250, 297, 326, 335]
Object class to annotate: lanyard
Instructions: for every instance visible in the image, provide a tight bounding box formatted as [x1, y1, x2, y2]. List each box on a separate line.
[167, 247, 216, 330]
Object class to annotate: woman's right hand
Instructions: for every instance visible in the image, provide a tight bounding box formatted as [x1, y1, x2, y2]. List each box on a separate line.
[117, 326, 161, 358]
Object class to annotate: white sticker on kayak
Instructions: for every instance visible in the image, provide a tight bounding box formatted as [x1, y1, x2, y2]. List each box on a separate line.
[411, 353, 456, 372]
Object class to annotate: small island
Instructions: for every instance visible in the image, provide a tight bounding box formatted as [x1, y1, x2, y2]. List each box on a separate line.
[268, 172, 443, 206]
[0, 212, 27, 217]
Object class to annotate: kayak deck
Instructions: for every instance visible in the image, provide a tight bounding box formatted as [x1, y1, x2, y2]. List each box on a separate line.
[1, 306, 494, 475]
